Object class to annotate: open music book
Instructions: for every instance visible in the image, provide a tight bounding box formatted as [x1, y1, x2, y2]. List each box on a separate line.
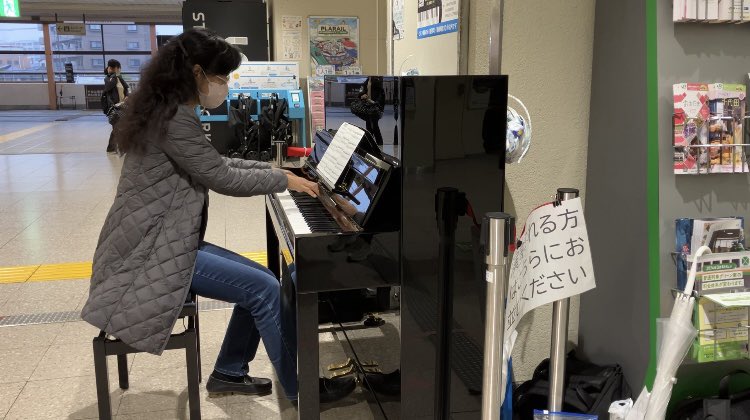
[316, 123, 366, 189]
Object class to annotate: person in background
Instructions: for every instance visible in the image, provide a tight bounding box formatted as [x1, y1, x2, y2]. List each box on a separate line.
[351, 78, 385, 145]
[103, 59, 129, 153]
[81, 28, 355, 405]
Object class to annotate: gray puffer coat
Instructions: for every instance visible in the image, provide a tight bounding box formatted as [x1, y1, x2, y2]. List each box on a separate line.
[81, 104, 287, 354]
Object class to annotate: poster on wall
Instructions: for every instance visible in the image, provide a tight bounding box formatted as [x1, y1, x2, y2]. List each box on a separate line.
[417, 0, 459, 39]
[308, 16, 360, 75]
[281, 16, 303, 60]
[393, 0, 405, 40]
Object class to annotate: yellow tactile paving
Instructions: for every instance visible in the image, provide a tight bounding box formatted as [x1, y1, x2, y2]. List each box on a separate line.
[0, 122, 57, 144]
[0, 251, 269, 284]
[27, 262, 93, 282]
[239, 251, 269, 267]
[0, 265, 39, 284]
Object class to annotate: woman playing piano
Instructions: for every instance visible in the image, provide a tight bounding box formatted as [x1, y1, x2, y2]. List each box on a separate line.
[81, 28, 355, 405]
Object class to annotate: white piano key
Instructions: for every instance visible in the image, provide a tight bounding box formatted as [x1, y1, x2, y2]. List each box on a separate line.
[276, 189, 312, 235]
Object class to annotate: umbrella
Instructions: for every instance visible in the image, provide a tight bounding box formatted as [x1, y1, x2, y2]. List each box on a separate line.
[624, 387, 650, 420]
[641, 245, 711, 419]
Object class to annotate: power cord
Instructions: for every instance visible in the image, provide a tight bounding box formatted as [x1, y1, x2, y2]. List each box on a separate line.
[324, 299, 389, 420]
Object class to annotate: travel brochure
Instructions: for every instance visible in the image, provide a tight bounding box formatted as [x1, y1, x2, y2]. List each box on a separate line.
[675, 217, 750, 363]
[694, 297, 748, 363]
[673, 82, 747, 174]
[674, 0, 750, 22]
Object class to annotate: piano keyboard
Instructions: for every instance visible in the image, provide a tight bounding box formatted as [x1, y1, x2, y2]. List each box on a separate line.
[418, 0, 442, 26]
[276, 189, 342, 235]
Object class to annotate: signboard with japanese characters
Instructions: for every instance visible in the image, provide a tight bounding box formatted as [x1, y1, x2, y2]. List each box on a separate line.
[505, 198, 596, 336]
[57, 23, 86, 36]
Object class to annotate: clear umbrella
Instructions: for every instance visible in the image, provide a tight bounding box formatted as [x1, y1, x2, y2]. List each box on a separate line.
[642, 245, 710, 419]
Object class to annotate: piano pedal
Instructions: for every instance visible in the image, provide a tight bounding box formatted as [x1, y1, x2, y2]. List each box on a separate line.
[329, 365, 355, 378]
[328, 358, 354, 371]
[361, 366, 382, 374]
[328, 357, 379, 371]
[329, 364, 382, 379]
[363, 313, 385, 328]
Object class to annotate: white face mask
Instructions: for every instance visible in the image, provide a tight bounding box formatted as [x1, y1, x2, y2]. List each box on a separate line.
[198, 69, 228, 109]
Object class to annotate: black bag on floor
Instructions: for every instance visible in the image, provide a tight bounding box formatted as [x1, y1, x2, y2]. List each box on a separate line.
[513, 351, 630, 420]
[669, 370, 750, 420]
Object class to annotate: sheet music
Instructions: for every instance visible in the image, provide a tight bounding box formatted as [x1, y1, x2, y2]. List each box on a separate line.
[316, 123, 365, 189]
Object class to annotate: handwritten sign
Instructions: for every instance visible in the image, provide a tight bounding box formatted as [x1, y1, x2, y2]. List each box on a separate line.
[505, 198, 596, 336]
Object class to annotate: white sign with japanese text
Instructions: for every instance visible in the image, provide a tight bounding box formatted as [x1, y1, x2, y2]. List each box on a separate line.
[505, 198, 596, 336]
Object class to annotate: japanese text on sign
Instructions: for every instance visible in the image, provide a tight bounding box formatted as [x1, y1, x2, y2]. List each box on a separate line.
[505, 198, 596, 336]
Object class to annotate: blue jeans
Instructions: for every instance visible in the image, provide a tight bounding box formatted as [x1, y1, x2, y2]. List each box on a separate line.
[189, 242, 298, 400]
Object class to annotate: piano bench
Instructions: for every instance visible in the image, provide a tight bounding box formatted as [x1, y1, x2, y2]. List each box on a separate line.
[92, 294, 203, 420]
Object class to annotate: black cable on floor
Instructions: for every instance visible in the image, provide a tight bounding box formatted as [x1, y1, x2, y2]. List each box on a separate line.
[324, 299, 389, 420]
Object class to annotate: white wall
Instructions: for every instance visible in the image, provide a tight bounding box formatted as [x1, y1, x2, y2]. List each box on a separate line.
[468, 0, 596, 381]
[0, 84, 50, 109]
[57, 83, 87, 103]
[0, 83, 95, 110]
[384, 0, 596, 381]
[270, 0, 387, 78]
[391, 3, 460, 75]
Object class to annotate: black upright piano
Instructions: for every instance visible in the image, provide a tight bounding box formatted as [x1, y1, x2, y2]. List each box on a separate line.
[265, 75, 508, 419]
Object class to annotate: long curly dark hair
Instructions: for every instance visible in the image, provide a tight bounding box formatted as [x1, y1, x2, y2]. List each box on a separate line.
[115, 28, 241, 154]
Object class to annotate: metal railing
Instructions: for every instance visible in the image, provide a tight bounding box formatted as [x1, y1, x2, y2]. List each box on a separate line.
[0, 72, 141, 83]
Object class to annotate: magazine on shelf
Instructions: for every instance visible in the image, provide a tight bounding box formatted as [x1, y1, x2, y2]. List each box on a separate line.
[708, 83, 747, 173]
[673, 83, 710, 174]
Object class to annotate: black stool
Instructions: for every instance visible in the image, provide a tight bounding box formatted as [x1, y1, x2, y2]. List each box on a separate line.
[93, 294, 202, 419]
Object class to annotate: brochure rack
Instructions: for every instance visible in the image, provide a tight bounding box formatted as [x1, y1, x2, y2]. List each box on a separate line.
[582, 0, 750, 413]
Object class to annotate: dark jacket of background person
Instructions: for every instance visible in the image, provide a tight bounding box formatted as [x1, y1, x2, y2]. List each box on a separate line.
[81, 104, 287, 354]
[103, 73, 130, 110]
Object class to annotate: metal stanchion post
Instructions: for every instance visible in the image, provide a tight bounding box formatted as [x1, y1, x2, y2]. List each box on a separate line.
[549, 188, 580, 412]
[274, 140, 285, 167]
[481, 212, 514, 420]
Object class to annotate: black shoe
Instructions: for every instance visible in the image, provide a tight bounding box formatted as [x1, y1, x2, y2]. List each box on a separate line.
[320, 376, 356, 403]
[206, 373, 272, 397]
[290, 377, 356, 406]
[363, 369, 400, 396]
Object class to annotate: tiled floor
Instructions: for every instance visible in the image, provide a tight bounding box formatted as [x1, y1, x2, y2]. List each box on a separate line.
[0, 111, 400, 419]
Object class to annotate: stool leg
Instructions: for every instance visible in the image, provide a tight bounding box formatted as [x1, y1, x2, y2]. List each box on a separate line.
[185, 329, 202, 420]
[117, 354, 129, 390]
[194, 313, 202, 383]
[93, 337, 113, 420]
